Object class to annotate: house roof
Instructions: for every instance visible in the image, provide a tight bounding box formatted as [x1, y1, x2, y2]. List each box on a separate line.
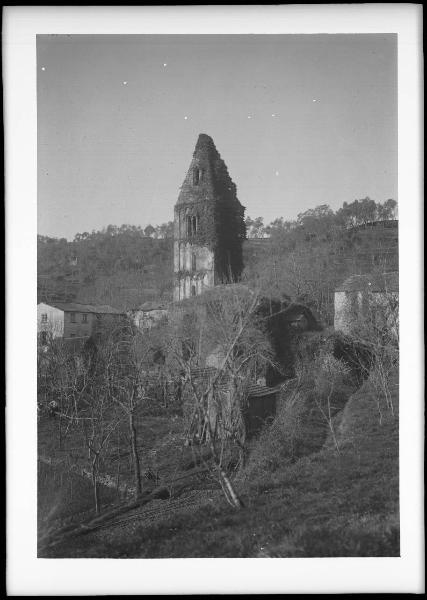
[134, 301, 168, 312]
[189, 366, 218, 379]
[186, 367, 283, 399]
[44, 302, 125, 315]
[336, 272, 399, 293]
[349, 219, 398, 231]
[246, 383, 283, 398]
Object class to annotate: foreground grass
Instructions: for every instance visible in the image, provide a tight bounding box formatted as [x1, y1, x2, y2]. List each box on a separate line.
[38, 408, 187, 520]
[41, 373, 399, 558]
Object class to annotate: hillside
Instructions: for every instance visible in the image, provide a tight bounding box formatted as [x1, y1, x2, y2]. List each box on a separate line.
[243, 220, 398, 324]
[37, 229, 174, 310]
[37, 220, 398, 316]
[38, 369, 399, 558]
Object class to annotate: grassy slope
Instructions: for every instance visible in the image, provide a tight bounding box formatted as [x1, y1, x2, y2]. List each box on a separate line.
[38, 411, 187, 531]
[43, 372, 399, 558]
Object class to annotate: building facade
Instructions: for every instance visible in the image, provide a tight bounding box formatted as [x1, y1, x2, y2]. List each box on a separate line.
[37, 302, 125, 343]
[334, 272, 399, 338]
[129, 301, 169, 331]
[173, 133, 246, 302]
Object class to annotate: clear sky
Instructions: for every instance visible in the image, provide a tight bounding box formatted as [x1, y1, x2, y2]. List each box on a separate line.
[37, 34, 397, 240]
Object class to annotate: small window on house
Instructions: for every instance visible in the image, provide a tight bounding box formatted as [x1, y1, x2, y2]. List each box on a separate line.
[82, 314, 88, 323]
[191, 253, 197, 271]
[41, 313, 48, 323]
[191, 285, 196, 297]
[70, 312, 76, 323]
[70, 333, 76, 338]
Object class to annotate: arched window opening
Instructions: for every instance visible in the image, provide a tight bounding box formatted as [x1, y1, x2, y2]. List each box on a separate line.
[186, 214, 199, 238]
[191, 285, 197, 297]
[193, 167, 201, 185]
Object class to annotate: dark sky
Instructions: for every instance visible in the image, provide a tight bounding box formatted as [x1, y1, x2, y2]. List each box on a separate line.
[37, 34, 397, 239]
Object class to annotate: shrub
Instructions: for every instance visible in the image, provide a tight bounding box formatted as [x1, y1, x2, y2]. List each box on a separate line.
[243, 383, 307, 477]
[243, 350, 356, 479]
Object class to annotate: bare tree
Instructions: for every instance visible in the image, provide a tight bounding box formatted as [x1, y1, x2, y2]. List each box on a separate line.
[164, 285, 277, 508]
[38, 334, 124, 514]
[312, 353, 353, 454]
[347, 281, 399, 420]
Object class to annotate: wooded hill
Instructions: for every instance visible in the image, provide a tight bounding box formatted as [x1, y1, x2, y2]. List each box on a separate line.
[37, 226, 174, 310]
[38, 198, 398, 318]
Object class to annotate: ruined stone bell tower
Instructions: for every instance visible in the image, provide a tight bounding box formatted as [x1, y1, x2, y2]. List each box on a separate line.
[173, 134, 246, 302]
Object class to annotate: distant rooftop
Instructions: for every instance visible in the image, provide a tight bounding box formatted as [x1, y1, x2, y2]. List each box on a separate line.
[132, 301, 168, 312]
[246, 382, 284, 398]
[336, 272, 399, 293]
[349, 219, 398, 231]
[41, 301, 125, 315]
[187, 366, 284, 398]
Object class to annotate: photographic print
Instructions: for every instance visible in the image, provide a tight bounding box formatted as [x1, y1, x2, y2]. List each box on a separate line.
[36, 32, 401, 559]
[5, 5, 423, 595]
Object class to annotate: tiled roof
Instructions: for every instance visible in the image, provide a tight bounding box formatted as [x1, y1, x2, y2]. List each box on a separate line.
[186, 367, 282, 399]
[336, 272, 399, 293]
[46, 302, 125, 315]
[135, 301, 168, 312]
[246, 383, 283, 398]
[189, 366, 218, 379]
[350, 219, 398, 231]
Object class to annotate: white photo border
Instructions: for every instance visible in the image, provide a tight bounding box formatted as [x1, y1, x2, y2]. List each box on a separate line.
[4, 4, 424, 595]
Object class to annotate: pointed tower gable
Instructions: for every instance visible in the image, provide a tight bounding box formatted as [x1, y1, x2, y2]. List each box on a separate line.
[173, 134, 246, 302]
[176, 134, 218, 206]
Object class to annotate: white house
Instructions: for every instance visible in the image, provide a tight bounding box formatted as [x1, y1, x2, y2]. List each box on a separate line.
[37, 302, 65, 342]
[334, 272, 399, 338]
[37, 301, 125, 344]
[128, 301, 169, 331]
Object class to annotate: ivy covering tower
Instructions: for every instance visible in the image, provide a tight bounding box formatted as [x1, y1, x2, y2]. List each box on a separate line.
[173, 134, 246, 302]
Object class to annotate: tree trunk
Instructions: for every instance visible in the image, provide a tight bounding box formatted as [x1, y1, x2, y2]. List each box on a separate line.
[58, 415, 63, 450]
[203, 400, 244, 510]
[218, 466, 244, 509]
[116, 428, 121, 500]
[129, 410, 142, 499]
[92, 455, 100, 514]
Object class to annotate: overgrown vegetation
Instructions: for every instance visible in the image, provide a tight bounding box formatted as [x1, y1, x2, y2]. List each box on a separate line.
[37, 195, 399, 558]
[37, 225, 173, 308]
[38, 197, 397, 316]
[245, 197, 397, 238]
[39, 367, 399, 558]
[243, 199, 398, 324]
[38, 279, 399, 558]
[175, 133, 246, 284]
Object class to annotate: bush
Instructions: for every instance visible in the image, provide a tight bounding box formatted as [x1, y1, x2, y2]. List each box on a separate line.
[326, 331, 374, 383]
[243, 351, 356, 479]
[243, 383, 306, 477]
